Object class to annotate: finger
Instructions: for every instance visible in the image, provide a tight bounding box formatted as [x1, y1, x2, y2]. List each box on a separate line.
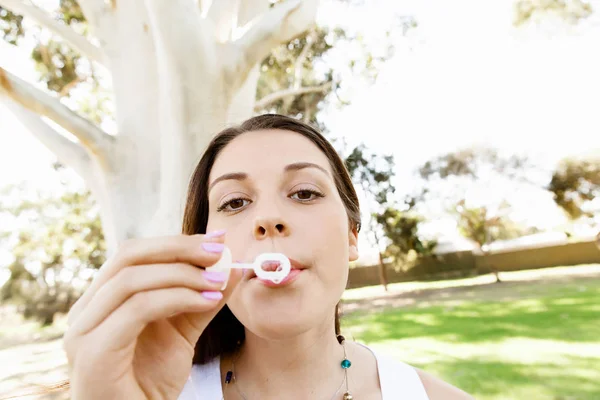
[68, 263, 231, 336]
[170, 268, 245, 345]
[67, 233, 226, 325]
[87, 287, 225, 352]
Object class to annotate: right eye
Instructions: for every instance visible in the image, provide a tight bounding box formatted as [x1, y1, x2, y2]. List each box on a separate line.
[217, 197, 252, 212]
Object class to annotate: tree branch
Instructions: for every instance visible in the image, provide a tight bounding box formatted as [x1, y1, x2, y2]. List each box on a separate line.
[75, 0, 115, 46]
[281, 28, 318, 112]
[254, 81, 332, 111]
[143, 0, 230, 221]
[0, 0, 106, 64]
[228, 0, 319, 91]
[144, 0, 218, 74]
[294, 29, 317, 87]
[206, 0, 239, 42]
[2, 100, 93, 181]
[0, 66, 113, 161]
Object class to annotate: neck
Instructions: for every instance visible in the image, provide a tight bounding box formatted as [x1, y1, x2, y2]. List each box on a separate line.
[229, 319, 347, 398]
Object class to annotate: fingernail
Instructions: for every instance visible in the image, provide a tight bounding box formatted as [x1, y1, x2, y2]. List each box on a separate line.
[202, 291, 224, 301]
[203, 270, 229, 283]
[205, 229, 226, 239]
[202, 242, 225, 253]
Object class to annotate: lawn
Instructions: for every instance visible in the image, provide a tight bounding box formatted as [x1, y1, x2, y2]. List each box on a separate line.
[1, 265, 599, 399]
[341, 276, 600, 400]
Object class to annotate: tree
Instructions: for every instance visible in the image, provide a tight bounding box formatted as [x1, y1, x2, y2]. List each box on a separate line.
[418, 147, 532, 182]
[513, 0, 593, 26]
[0, 0, 358, 253]
[0, 164, 105, 325]
[454, 200, 535, 283]
[374, 207, 437, 271]
[345, 144, 434, 290]
[416, 146, 537, 207]
[344, 144, 395, 289]
[416, 147, 541, 276]
[547, 157, 600, 220]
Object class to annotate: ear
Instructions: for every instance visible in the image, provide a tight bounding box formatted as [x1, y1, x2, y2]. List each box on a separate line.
[348, 226, 359, 262]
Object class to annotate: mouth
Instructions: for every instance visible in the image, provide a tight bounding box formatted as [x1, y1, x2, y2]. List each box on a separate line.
[244, 258, 308, 281]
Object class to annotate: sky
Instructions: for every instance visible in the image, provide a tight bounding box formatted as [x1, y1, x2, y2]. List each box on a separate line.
[1, 0, 599, 265]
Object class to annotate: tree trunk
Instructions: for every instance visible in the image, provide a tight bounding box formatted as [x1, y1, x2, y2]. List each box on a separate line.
[0, 0, 319, 254]
[377, 251, 389, 292]
[492, 268, 502, 283]
[482, 247, 502, 283]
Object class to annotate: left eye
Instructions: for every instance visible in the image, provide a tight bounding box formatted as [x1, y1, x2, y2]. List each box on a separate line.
[290, 189, 324, 202]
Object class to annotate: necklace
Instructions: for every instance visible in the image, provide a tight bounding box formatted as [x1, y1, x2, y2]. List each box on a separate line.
[223, 335, 354, 400]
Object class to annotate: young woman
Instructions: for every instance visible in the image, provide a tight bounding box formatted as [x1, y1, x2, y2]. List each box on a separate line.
[62, 114, 474, 399]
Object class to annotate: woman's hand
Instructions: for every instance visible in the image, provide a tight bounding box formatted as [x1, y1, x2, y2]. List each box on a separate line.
[63, 233, 241, 400]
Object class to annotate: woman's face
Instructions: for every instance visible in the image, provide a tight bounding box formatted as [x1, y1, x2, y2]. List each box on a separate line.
[206, 129, 358, 339]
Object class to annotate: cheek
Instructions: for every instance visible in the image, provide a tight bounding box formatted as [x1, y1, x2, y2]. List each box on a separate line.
[312, 204, 351, 272]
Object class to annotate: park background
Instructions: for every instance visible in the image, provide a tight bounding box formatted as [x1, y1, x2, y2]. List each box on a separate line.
[0, 0, 599, 399]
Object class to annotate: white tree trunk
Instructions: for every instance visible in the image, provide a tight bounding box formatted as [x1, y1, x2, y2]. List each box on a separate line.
[0, 0, 318, 254]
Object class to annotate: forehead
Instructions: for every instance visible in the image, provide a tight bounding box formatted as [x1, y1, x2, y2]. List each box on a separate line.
[210, 129, 333, 178]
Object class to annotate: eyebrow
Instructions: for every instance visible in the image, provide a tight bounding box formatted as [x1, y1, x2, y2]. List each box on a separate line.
[284, 162, 330, 177]
[208, 162, 330, 192]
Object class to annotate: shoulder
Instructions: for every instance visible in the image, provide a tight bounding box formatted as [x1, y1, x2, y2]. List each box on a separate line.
[415, 368, 475, 400]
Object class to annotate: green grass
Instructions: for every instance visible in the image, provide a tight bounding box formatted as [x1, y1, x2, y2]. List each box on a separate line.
[342, 279, 600, 400]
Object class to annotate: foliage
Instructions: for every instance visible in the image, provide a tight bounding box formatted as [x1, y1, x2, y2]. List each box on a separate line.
[345, 144, 434, 274]
[514, 0, 593, 26]
[416, 146, 537, 223]
[2, 2, 401, 130]
[0, 0, 409, 313]
[374, 207, 437, 269]
[344, 143, 396, 205]
[418, 147, 531, 182]
[454, 200, 535, 249]
[0, 165, 105, 325]
[0, 6, 23, 45]
[547, 157, 600, 220]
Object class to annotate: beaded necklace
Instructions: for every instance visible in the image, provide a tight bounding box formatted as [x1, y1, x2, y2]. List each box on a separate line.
[223, 335, 354, 400]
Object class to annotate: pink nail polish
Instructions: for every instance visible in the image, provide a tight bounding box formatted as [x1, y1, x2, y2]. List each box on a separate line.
[202, 291, 224, 301]
[203, 270, 228, 283]
[202, 242, 225, 253]
[205, 229, 227, 239]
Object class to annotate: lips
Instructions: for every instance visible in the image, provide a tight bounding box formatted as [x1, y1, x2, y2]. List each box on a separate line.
[244, 258, 307, 281]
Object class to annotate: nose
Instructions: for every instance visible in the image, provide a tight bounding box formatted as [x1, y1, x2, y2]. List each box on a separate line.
[254, 216, 290, 240]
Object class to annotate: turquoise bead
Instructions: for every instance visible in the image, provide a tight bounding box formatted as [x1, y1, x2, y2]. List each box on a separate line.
[341, 359, 352, 369]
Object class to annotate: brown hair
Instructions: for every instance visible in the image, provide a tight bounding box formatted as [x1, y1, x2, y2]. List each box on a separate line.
[6, 113, 360, 398]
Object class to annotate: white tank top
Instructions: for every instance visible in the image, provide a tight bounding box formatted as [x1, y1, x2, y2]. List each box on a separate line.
[177, 343, 430, 399]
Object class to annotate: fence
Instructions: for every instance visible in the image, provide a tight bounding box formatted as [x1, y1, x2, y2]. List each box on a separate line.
[346, 239, 600, 289]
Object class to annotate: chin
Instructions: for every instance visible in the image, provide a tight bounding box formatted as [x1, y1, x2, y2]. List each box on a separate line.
[235, 303, 317, 340]
[249, 315, 315, 340]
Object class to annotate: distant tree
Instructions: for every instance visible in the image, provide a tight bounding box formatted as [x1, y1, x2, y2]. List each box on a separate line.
[547, 157, 600, 220]
[513, 0, 593, 26]
[374, 206, 437, 270]
[418, 146, 531, 183]
[417, 146, 542, 280]
[416, 145, 536, 219]
[345, 144, 395, 290]
[0, 165, 105, 325]
[345, 145, 434, 289]
[454, 200, 537, 282]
